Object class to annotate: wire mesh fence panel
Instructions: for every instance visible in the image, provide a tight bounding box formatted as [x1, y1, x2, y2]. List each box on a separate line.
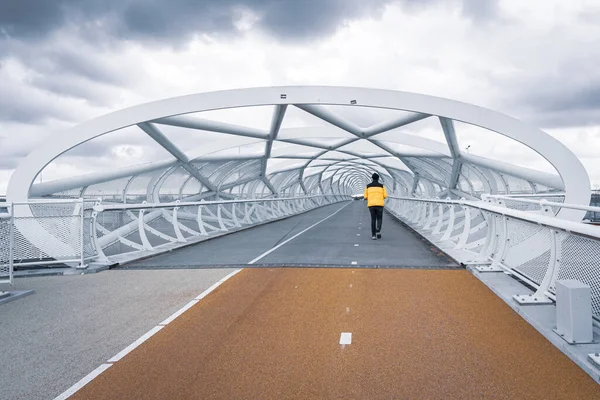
[503, 219, 553, 285]
[9, 202, 84, 267]
[0, 217, 11, 283]
[554, 232, 600, 319]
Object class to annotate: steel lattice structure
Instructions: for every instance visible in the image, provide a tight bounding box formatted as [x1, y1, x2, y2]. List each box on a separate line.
[1, 86, 592, 273]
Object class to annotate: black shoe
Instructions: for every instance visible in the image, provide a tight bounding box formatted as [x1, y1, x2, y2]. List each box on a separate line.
[377, 233, 382, 239]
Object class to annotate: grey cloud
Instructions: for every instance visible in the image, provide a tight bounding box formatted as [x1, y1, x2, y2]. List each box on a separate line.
[509, 77, 600, 128]
[0, 82, 77, 124]
[0, 0, 392, 43]
[461, 0, 498, 20]
[1, 0, 496, 45]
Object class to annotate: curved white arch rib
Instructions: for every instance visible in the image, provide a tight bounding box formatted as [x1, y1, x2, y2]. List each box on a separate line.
[7, 86, 591, 260]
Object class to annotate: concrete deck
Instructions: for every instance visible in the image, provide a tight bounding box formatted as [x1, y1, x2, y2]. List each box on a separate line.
[71, 268, 600, 399]
[123, 201, 456, 269]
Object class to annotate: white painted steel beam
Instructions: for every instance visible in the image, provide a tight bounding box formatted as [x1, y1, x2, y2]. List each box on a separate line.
[138, 122, 219, 193]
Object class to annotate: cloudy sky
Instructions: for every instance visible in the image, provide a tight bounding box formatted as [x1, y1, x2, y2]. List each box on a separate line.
[1, 0, 600, 194]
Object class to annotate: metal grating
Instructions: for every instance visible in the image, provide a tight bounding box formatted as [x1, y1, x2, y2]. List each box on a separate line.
[0, 217, 10, 282]
[554, 233, 600, 318]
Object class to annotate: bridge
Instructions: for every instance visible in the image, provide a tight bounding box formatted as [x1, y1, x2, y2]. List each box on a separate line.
[1, 86, 600, 399]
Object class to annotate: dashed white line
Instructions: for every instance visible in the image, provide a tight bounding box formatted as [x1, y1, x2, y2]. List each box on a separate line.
[54, 364, 112, 400]
[160, 300, 199, 326]
[56, 268, 243, 399]
[340, 332, 352, 345]
[357, 234, 360, 236]
[56, 202, 354, 399]
[107, 326, 164, 363]
[248, 202, 351, 264]
[354, 244, 359, 247]
[351, 261, 357, 265]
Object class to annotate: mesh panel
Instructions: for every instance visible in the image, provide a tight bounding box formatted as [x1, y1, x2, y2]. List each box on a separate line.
[0, 218, 10, 278]
[47, 187, 84, 199]
[555, 233, 600, 318]
[83, 209, 96, 258]
[502, 219, 553, 284]
[13, 203, 82, 263]
[503, 199, 541, 212]
[501, 174, 533, 194]
[514, 251, 552, 284]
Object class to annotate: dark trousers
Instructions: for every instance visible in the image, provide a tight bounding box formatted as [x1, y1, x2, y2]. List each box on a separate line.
[369, 206, 383, 236]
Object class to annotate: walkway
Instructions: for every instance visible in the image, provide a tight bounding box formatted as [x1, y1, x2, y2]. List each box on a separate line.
[123, 201, 456, 269]
[71, 267, 600, 399]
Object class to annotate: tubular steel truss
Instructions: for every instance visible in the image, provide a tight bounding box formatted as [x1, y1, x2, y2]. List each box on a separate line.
[1, 86, 592, 283]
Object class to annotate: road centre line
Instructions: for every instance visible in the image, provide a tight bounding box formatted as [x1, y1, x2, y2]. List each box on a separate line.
[247, 202, 351, 264]
[54, 364, 112, 400]
[56, 203, 352, 399]
[340, 332, 352, 345]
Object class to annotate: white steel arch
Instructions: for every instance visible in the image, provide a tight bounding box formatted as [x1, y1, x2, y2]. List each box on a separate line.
[6, 86, 591, 261]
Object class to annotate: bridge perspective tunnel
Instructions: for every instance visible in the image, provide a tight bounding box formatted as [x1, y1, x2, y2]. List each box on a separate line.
[4, 86, 591, 268]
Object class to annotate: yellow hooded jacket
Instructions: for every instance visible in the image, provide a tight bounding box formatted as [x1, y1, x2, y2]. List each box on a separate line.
[364, 182, 387, 207]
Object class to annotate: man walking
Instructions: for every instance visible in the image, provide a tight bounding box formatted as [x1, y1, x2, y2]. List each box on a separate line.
[363, 173, 387, 240]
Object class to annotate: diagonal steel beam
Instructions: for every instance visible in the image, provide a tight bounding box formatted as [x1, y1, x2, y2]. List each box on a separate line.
[138, 122, 219, 193]
[153, 115, 269, 139]
[439, 117, 462, 190]
[363, 112, 430, 137]
[261, 105, 288, 195]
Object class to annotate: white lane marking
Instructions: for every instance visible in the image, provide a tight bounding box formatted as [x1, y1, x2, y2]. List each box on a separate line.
[58, 267, 243, 399]
[107, 326, 164, 363]
[357, 234, 360, 236]
[160, 300, 199, 326]
[194, 269, 242, 300]
[54, 364, 112, 400]
[56, 202, 352, 398]
[354, 244, 359, 247]
[340, 332, 352, 345]
[351, 261, 357, 265]
[248, 202, 351, 264]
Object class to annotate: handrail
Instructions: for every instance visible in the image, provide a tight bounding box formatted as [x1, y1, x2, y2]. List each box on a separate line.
[388, 196, 600, 240]
[93, 195, 350, 212]
[485, 194, 600, 214]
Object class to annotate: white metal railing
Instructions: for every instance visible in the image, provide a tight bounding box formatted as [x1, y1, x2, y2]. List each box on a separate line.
[0, 195, 351, 282]
[0, 198, 88, 285]
[386, 195, 600, 321]
[89, 194, 350, 262]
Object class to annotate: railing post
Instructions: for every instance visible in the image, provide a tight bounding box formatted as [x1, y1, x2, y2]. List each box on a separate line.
[441, 201, 456, 241]
[454, 203, 471, 249]
[231, 203, 242, 227]
[416, 202, 427, 226]
[423, 202, 435, 230]
[244, 203, 253, 224]
[513, 228, 558, 305]
[196, 204, 208, 236]
[172, 201, 186, 242]
[432, 203, 445, 235]
[77, 198, 87, 269]
[91, 199, 109, 264]
[476, 196, 503, 272]
[9, 202, 14, 286]
[139, 201, 153, 250]
[217, 204, 228, 231]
